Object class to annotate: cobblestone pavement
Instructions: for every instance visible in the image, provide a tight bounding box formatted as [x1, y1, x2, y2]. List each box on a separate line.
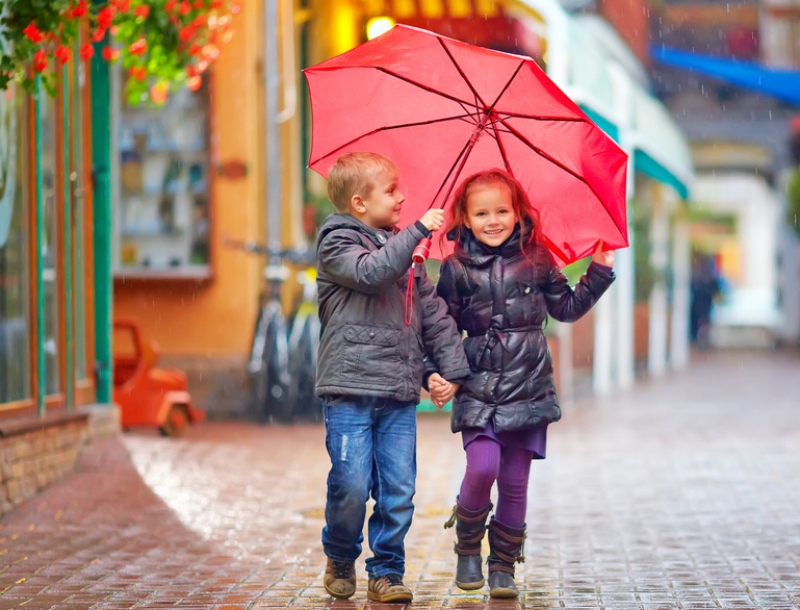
[0, 350, 799, 609]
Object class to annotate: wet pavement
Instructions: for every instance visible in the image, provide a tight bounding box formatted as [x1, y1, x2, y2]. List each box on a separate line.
[0, 349, 799, 609]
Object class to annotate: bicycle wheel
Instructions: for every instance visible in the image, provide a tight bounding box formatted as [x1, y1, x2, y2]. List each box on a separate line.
[248, 300, 291, 422]
[287, 304, 322, 422]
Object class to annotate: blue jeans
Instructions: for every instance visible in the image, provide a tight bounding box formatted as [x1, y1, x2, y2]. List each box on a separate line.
[321, 395, 417, 579]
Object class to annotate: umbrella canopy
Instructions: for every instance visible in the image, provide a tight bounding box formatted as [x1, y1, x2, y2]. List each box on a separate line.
[305, 25, 628, 265]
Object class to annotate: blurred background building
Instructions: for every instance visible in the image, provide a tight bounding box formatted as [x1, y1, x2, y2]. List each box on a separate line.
[113, 0, 701, 412]
[5, 0, 799, 423]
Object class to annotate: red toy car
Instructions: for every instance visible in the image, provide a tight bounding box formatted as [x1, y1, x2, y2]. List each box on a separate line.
[113, 318, 205, 437]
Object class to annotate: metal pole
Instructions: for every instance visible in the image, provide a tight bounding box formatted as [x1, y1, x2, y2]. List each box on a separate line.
[90, 21, 113, 403]
[62, 64, 74, 409]
[265, 0, 282, 254]
[34, 76, 46, 416]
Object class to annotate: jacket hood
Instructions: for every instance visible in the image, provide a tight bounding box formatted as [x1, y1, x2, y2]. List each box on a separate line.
[317, 214, 397, 251]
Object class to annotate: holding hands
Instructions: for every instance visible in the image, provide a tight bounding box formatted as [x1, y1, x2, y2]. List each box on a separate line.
[592, 240, 615, 268]
[428, 373, 460, 409]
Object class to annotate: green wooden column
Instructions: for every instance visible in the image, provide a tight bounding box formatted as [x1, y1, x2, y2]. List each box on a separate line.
[34, 76, 46, 416]
[90, 29, 113, 404]
[62, 65, 74, 409]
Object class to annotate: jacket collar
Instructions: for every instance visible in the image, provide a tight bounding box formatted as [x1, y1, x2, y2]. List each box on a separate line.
[317, 213, 397, 249]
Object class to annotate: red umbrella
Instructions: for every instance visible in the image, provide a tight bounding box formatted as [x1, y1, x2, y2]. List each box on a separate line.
[304, 25, 628, 266]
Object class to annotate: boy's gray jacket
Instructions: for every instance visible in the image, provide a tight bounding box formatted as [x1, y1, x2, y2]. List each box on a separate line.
[315, 214, 470, 403]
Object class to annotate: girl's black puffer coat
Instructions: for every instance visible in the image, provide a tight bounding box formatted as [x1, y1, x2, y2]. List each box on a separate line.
[435, 224, 615, 434]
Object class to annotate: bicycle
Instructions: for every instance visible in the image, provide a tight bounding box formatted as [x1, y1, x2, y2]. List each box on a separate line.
[226, 238, 321, 423]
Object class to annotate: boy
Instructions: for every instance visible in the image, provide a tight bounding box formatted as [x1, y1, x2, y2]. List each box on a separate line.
[316, 152, 470, 602]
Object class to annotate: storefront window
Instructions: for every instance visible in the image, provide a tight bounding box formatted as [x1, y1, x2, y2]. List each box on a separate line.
[41, 92, 61, 395]
[0, 85, 31, 403]
[115, 76, 211, 277]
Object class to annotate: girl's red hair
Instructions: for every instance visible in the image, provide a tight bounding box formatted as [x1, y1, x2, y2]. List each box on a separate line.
[442, 169, 539, 254]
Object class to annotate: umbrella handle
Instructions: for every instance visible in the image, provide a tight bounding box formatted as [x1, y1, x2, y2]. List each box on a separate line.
[406, 237, 432, 326]
[412, 237, 432, 264]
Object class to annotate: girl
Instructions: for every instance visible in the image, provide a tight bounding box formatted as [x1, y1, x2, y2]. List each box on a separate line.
[428, 169, 615, 598]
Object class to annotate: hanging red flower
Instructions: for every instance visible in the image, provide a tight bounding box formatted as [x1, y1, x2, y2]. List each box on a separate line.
[97, 7, 114, 30]
[178, 24, 196, 42]
[1, 0, 241, 103]
[128, 39, 148, 55]
[71, 1, 89, 18]
[128, 66, 147, 80]
[102, 46, 120, 61]
[150, 81, 169, 104]
[32, 50, 48, 73]
[187, 75, 202, 91]
[54, 45, 71, 65]
[23, 23, 45, 44]
[80, 43, 95, 61]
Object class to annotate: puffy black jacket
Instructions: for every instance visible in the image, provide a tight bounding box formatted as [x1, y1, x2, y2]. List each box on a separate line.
[316, 214, 471, 403]
[435, 224, 615, 433]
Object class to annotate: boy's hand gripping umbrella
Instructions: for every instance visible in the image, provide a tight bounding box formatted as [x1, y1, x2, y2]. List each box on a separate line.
[304, 25, 628, 267]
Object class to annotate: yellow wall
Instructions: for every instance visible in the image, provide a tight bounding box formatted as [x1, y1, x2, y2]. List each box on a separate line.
[114, 0, 263, 358]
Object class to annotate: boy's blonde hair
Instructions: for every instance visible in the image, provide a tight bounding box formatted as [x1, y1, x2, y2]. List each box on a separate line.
[327, 152, 399, 212]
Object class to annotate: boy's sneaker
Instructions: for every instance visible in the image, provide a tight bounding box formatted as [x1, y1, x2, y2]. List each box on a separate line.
[324, 559, 356, 599]
[367, 574, 413, 603]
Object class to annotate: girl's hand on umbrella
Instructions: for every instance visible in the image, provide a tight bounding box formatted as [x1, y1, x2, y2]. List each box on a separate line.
[592, 241, 615, 268]
[419, 209, 445, 232]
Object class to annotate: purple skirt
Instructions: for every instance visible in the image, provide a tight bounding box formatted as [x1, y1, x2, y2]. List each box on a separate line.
[462, 419, 548, 460]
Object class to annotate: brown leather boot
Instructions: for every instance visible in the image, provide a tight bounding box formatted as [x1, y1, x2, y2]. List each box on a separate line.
[444, 497, 492, 590]
[487, 517, 526, 599]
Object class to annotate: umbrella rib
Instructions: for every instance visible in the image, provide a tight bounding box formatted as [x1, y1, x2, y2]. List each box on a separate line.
[487, 61, 526, 112]
[498, 112, 588, 123]
[437, 38, 488, 108]
[427, 137, 477, 211]
[308, 114, 473, 167]
[496, 115, 609, 211]
[373, 67, 481, 110]
[489, 116, 512, 174]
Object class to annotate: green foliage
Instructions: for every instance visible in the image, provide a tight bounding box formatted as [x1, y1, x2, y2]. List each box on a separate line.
[632, 204, 657, 304]
[787, 168, 800, 238]
[0, 0, 239, 104]
[562, 256, 591, 285]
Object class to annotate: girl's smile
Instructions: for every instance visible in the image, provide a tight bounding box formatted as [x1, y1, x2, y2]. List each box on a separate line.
[464, 182, 517, 247]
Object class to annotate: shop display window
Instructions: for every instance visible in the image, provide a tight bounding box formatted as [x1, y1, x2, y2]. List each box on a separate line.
[0, 85, 31, 403]
[114, 77, 211, 278]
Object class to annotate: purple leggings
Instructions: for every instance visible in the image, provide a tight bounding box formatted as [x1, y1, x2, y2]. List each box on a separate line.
[459, 436, 532, 528]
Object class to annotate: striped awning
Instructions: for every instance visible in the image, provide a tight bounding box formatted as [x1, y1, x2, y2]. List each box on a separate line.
[362, 0, 504, 19]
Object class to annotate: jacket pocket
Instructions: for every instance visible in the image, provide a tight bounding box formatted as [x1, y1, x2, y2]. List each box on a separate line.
[339, 324, 402, 383]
